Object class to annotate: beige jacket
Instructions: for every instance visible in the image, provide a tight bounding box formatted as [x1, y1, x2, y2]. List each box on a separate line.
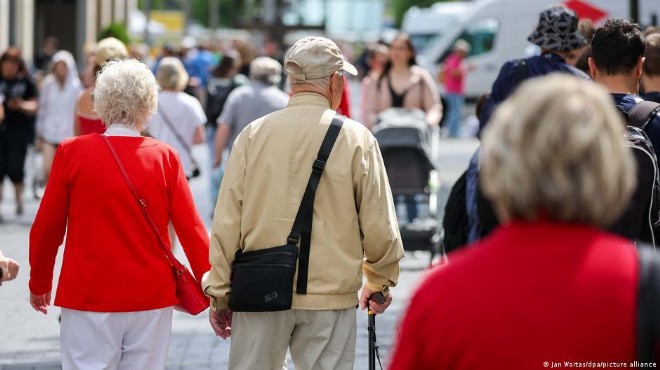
[203, 92, 404, 311]
[364, 65, 442, 129]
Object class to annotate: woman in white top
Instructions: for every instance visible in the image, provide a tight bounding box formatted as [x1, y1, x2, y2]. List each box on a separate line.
[35, 50, 82, 184]
[147, 57, 206, 179]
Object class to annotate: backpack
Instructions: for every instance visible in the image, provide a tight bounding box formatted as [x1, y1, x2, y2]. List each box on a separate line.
[620, 101, 660, 245]
[205, 77, 238, 126]
[628, 101, 660, 131]
[442, 170, 469, 253]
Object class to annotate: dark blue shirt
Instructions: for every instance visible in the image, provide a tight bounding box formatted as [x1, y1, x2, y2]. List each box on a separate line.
[478, 52, 590, 132]
[613, 93, 660, 153]
[642, 91, 660, 103]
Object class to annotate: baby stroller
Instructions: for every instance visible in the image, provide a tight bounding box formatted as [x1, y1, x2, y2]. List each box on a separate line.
[373, 108, 441, 265]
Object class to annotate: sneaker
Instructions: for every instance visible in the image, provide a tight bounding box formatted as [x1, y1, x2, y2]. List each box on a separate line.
[34, 185, 45, 200]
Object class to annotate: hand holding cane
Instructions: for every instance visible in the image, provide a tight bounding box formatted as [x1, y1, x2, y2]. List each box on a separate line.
[368, 292, 385, 370]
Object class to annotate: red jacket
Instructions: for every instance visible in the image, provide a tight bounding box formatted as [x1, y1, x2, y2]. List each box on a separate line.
[29, 134, 210, 312]
[390, 221, 638, 370]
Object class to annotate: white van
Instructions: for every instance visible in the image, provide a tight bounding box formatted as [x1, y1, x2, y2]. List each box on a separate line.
[418, 0, 660, 99]
[402, 2, 472, 54]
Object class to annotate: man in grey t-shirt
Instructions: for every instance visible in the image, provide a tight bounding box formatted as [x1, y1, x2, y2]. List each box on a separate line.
[212, 57, 289, 168]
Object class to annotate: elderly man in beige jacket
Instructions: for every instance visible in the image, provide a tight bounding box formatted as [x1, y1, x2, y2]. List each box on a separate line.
[203, 36, 404, 369]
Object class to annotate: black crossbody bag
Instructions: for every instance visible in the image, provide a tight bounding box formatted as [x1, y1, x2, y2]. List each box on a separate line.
[228, 114, 345, 312]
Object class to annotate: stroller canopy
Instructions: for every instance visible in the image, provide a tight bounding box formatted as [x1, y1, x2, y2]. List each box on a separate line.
[373, 108, 437, 171]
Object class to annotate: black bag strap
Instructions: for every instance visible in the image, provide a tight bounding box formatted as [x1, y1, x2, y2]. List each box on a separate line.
[628, 100, 660, 131]
[637, 243, 660, 362]
[514, 59, 528, 87]
[288, 113, 345, 294]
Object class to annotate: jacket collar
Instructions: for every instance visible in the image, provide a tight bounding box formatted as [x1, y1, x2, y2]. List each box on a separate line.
[287, 92, 331, 109]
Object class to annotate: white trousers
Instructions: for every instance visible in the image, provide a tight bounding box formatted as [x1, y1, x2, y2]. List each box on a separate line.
[229, 308, 357, 370]
[60, 307, 173, 370]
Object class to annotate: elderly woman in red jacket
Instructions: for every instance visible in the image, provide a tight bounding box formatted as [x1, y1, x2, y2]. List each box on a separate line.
[390, 74, 643, 369]
[28, 59, 210, 369]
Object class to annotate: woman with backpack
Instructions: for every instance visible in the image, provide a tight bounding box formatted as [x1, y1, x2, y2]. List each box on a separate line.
[204, 50, 248, 214]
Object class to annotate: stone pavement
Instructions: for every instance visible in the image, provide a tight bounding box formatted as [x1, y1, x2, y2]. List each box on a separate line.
[0, 86, 479, 368]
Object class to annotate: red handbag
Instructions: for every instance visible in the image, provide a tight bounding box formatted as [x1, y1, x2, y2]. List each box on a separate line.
[101, 134, 209, 315]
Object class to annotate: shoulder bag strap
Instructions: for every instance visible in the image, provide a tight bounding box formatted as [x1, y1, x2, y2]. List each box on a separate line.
[514, 59, 528, 87]
[628, 100, 660, 131]
[157, 103, 195, 160]
[288, 114, 345, 294]
[100, 134, 184, 273]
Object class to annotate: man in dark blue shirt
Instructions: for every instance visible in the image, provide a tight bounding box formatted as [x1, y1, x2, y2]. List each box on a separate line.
[590, 19, 660, 153]
[478, 6, 589, 132]
[590, 19, 660, 244]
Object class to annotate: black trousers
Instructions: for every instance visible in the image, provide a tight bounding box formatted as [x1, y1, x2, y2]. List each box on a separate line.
[0, 124, 31, 184]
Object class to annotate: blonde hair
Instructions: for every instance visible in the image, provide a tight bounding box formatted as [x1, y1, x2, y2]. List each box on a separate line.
[94, 37, 128, 67]
[94, 59, 159, 130]
[480, 74, 635, 227]
[156, 57, 189, 91]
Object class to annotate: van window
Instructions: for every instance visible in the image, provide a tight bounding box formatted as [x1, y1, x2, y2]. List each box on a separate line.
[437, 18, 499, 63]
[410, 34, 439, 54]
[406, 14, 462, 54]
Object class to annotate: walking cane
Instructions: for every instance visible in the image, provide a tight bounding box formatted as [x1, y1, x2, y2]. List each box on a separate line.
[368, 292, 385, 370]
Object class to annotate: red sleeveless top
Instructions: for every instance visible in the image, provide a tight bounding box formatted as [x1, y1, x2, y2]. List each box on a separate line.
[77, 112, 105, 135]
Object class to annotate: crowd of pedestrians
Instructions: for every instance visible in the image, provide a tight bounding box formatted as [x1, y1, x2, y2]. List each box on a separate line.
[1, 3, 660, 369]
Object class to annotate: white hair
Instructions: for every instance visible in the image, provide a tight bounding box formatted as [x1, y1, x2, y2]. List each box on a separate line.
[94, 59, 159, 130]
[288, 75, 331, 90]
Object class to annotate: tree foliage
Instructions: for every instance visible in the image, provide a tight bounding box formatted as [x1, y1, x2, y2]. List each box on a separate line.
[137, 0, 248, 28]
[99, 22, 131, 44]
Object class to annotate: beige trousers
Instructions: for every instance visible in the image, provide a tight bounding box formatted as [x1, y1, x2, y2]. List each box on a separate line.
[229, 308, 357, 370]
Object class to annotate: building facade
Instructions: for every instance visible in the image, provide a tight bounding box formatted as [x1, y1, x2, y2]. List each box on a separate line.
[0, 0, 133, 69]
